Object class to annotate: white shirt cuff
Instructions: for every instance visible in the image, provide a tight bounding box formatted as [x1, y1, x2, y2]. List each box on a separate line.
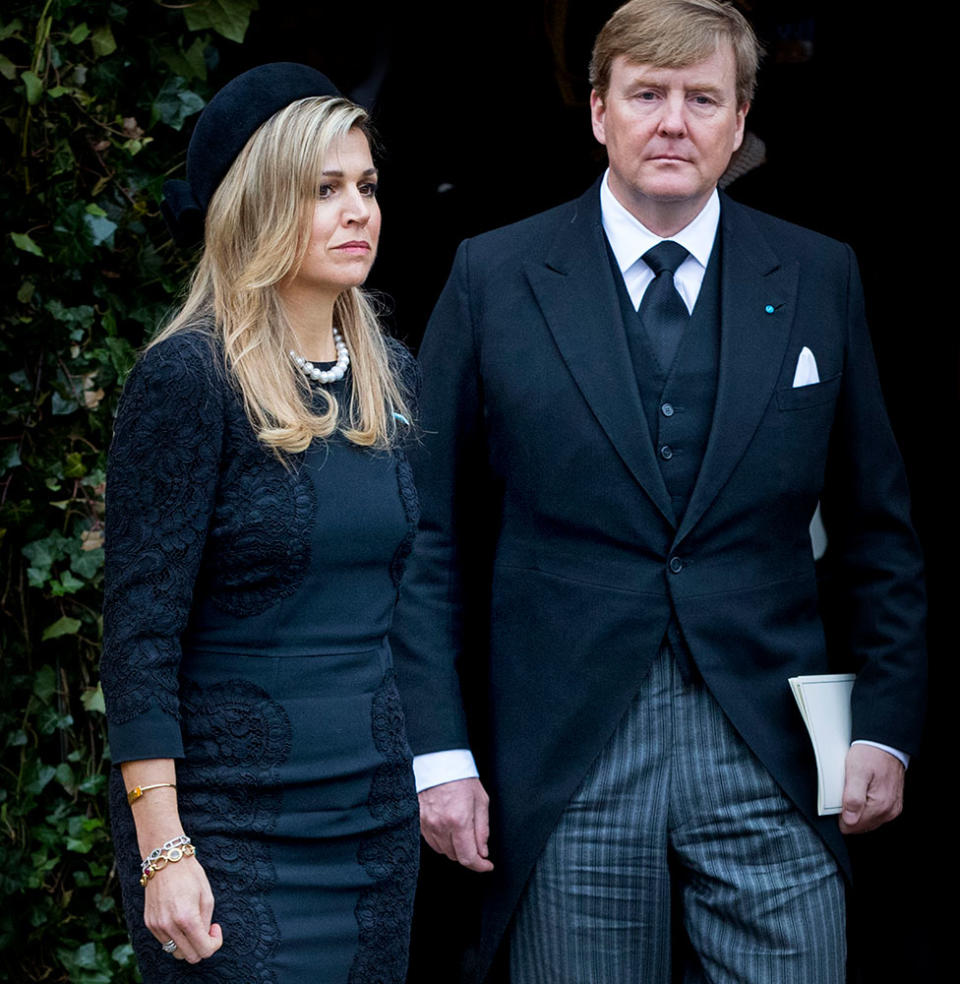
[412, 749, 479, 793]
[851, 739, 909, 769]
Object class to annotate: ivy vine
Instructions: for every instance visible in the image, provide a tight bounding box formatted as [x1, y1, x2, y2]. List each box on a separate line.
[0, 2, 256, 980]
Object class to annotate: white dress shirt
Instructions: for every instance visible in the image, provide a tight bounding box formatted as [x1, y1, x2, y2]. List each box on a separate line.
[600, 169, 720, 313]
[412, 173, 905, 793]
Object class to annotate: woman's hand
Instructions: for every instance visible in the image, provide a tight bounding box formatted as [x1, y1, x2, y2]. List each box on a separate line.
[144, 852, 222, 963]
[121, 759, 224, 963]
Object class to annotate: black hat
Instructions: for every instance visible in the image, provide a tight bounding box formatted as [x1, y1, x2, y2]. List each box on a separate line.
[162, 62, 341, 247]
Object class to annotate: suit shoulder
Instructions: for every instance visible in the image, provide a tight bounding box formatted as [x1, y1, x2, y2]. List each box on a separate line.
[459, 196, 586, 267]
[723, 195, 852, 265]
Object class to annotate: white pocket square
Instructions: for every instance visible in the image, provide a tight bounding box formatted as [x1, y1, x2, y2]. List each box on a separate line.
[792, 346, 820, 388]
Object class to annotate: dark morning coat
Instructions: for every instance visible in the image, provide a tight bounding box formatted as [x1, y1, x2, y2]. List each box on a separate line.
[391, 181, 926, 982]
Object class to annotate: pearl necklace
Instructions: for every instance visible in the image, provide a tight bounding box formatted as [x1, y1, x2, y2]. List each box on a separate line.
[290, 328, 350, 384]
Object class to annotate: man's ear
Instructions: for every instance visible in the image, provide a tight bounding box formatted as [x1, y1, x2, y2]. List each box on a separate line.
[733, 100, 750, 153]
[590, 89, 607, 146]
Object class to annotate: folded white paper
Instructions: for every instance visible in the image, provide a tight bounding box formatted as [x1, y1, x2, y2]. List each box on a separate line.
[788, 673, 854, 815]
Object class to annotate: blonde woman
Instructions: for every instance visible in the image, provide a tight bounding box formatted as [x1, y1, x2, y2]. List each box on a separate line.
[100, 64, 419, 983]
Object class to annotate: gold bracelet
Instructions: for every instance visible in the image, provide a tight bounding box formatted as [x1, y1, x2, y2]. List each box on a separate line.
[140, 836, 196, 887]
[127, 782, 176, 805]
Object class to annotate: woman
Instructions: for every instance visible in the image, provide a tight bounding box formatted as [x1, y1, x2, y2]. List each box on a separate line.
[100, 64, 420, 983]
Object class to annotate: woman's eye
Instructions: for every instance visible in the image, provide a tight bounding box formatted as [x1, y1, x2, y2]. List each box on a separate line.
[316, 184, 334, 199]
[360, 183, 378, 198]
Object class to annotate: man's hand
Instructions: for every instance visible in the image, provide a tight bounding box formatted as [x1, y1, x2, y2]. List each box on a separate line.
[839, 743, 905, 834]
[418, 777, 494, 872]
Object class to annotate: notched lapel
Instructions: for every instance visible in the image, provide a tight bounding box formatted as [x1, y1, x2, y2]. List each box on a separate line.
[523, 189, 675, 526]
[677, 202, 799, 544]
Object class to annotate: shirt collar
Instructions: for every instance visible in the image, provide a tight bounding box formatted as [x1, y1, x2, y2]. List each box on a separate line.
[599, 169, 720, 274]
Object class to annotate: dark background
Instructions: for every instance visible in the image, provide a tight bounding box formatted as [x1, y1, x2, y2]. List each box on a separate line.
[222, 2, 944, 979]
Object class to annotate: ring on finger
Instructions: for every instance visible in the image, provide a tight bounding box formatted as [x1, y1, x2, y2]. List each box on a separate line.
[161, 939, 177, 954]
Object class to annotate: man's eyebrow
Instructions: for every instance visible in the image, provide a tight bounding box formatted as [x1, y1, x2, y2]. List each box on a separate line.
[625, 74, 726, 93]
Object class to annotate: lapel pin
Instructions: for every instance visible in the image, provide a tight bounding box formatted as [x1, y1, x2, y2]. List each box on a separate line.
[764, 304, 775, 314]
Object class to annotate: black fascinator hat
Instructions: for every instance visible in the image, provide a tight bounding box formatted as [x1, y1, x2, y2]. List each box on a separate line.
[162, 62, 341, 247]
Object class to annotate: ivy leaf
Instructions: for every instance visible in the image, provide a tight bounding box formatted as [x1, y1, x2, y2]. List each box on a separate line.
[81, 684, 106, 715]
[24, 763, 56, 795]
[183, 0, 259, 43]
[152, 76, 205, 131]
[80, 683, 107, 714]
[68, 540, 104, 579]
[68, 23, 90, 45]
[83, 212, 117, 249]
[42, 616, 81, 641]
[57, 940, 113, 978]
[0, 18, 24, 41]
[52, 570, 86, 596]
[52, 202, 96, 264]
[55, 763, 77, 793]
[0, 53, 15, 81]
[45, 299, 95, 331]
[33, 664, 58, 700]
[21, 70, 43, 105]
[160, 36, 208, 81]
[37, 706, 74, 736]
[111, 943, 136, 968]
[64, 452, 86, 478]
[2, 443, 21, 472]
[90, 24, 117, 58]
[10, 232, 44, 256]
[23, 531, 70, 586]
[51, 390, 79, 415]
[78, 773, 107, 794]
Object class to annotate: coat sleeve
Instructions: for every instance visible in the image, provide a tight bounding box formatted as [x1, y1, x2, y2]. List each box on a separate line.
[819, 245, 927, 755]
[100, 331, 225, 763]
[392, 241, 494, 756]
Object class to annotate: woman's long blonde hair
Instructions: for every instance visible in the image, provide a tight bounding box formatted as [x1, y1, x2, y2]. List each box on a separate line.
[151, 96, 411, 453]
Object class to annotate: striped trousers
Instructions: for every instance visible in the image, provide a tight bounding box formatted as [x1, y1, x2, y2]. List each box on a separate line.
[509, 648, 845, 983]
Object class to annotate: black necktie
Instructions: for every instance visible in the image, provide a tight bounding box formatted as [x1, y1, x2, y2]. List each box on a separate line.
[638, 241, 690, 370]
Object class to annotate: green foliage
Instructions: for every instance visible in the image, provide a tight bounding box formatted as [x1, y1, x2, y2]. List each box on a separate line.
[0, 2, 256, 979]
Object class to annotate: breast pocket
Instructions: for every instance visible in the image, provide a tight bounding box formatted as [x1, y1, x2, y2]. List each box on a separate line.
[775, 372, 842, 411]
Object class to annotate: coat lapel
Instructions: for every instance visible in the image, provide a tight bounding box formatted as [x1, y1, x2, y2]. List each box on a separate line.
[675, 196, 799, 545]
[523, 184, 675, 526]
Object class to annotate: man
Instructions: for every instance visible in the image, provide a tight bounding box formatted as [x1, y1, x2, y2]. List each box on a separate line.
[392, 1, 926, 981]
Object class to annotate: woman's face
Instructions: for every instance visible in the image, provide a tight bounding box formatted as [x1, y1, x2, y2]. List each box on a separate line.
[291, 127, 380, 298]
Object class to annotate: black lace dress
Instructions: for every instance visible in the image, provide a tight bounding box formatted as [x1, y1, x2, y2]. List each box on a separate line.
[100, 330, 420, 983]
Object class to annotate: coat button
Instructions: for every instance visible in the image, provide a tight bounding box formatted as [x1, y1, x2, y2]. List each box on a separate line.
[659, 444, 673, 460]
[668, 556, 683, 574]
[661, 402, 674, 417]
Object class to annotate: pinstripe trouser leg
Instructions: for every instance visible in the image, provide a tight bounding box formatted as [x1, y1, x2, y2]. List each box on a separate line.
[509, 648, 845, 983]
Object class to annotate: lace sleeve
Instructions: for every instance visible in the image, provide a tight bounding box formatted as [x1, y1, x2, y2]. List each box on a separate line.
[100, 331, 225, 762]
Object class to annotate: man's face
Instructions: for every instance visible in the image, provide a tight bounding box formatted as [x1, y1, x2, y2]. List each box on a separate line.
[591, 45, 748, 232]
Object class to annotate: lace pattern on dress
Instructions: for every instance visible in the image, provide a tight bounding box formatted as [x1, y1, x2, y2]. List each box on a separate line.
[112, 676, 292, 983]
[348, 670, 419, 984]
[102, 333, 224, 727]
[102, 331, 318, 731]
[200, 430, 315, 617]
[389, 450, 419, 589]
